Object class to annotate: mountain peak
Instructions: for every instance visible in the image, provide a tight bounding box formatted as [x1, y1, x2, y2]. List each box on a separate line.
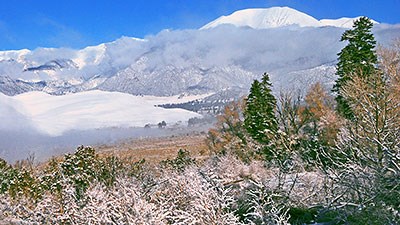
[201, 7, 320, 30]
[201, 7, 379, 30]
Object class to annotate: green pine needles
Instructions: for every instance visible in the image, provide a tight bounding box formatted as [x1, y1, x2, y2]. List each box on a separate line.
[244, 73, 278, 145]
[333, 16, 378, 119]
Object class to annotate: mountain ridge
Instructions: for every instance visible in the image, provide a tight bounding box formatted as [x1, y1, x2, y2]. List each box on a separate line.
[0, 6, 397, 99]
[201, 7, 379, 29]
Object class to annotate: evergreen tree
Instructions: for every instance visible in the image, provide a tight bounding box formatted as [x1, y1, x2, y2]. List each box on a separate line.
[333, 17, 378, 119]
[244, 73, 278, 145]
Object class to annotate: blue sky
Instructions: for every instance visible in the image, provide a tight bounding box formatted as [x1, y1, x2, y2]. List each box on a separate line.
[0, 0, 399, 50]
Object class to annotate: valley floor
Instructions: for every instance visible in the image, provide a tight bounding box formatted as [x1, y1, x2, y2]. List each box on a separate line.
[95, 132, 209, 163]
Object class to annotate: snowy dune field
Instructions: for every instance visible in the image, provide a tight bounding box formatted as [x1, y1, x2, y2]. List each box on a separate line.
[0, 90, 203, 136]
[0, 90, 205, 162]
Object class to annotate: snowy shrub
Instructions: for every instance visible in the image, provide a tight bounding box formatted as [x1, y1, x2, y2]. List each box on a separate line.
[0, 158, 41, 202]
[97, 155, 124, 187]
[0, 158, 13, 194]
[160, 149, 196, 171]
[237, 180, 290, 225]
[202, 154, 272, 189]
[40, 146, 101, 203]
[68, 178, 164, 224]
[2, 143, 387, 224]
[1, 164, 244, 224]
[40, 145, 128, 205]
[0, 194, 11, 221]
[151, 166, 242, 225]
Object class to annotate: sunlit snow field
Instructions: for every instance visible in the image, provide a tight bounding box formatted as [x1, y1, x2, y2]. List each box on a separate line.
[0, 91, 208, 162]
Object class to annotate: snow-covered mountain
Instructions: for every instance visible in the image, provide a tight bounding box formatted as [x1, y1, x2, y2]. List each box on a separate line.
[0, 37, 147, 82]
[98, 57, 256, 96]
[0, 7, 398, 99]
[201, 7, 379, 29]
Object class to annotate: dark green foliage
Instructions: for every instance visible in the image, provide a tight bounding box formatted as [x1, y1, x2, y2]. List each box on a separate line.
[244, 73, 278, 145]
[97, 155, 124, 187]
[0, 157, 42, 200]
[298, 139, 327, 170]
[312, 204, 399, 225]
[233, 197, 251, 223]
[40, 158, 64, 194]
[161, 149, 196, 171]
[287, 204, 397, 225]
[0, 158, 12, 193]
[347, 206, 398, 225]
[334, 94, 354, 120]
[287, 206, 353, 225]
[333, 16, 378, 119]
[287, 207, 318, 224]
[41, 146, 125, 201]
[1, 146, 147, 207]
[127, 158, 146, 177]
[41, 146, 100, 201]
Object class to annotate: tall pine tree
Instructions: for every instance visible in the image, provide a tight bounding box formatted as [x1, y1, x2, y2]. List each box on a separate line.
[333, 17, 378, 119]
[244, 73, 278, 145]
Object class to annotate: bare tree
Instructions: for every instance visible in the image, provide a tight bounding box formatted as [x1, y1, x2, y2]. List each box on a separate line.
[321, 42, 400, 223]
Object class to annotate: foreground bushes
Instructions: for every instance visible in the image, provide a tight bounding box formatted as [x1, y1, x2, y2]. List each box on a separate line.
[2, 140, 397, 224]
[1, 146, 334, 224]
